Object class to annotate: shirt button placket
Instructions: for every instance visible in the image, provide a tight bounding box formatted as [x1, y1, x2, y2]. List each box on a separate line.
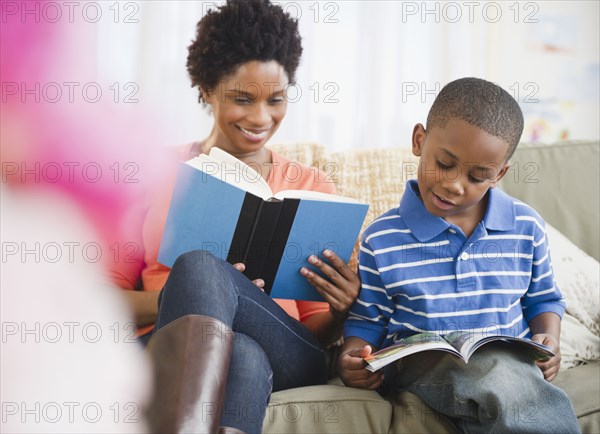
[458, 247, 475, 288]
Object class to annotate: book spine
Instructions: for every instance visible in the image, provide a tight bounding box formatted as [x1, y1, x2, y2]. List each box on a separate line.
[242, 200, 286, 288]
[226, 193, 263, 266]
[260, 198, 300, 294]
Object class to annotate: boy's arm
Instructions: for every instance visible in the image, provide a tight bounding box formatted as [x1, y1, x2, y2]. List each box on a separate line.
[339, 231, 395, 389]
[338, 336, 384, 389]
[529, 312, 562, 382]
[521, 217, 565, 382]
[521, 218, 566, 321]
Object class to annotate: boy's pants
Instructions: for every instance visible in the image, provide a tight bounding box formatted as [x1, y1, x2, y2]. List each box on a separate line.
[382, 342, 581, 433]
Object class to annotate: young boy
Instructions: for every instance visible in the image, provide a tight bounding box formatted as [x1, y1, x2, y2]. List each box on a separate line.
[339, 78, 581, 433]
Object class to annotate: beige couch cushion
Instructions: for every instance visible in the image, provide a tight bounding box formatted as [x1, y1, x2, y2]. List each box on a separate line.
[561, 314, 600, 370]
[264, 383, 392, 433]
[500, 140, 600, 261]
[387, 391, 460, 434]
[546, 223, 600, 338]
[554, 362, 600, 434]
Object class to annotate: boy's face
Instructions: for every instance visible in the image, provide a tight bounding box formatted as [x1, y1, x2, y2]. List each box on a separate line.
[411, 119, 510, 227]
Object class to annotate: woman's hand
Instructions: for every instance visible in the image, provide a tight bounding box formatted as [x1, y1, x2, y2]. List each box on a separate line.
[300, 249, 360, 319]
[232, 263, 265, 290]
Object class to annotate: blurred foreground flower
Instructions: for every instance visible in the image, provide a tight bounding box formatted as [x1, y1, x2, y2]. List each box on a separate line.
[1, 4, 170, 431]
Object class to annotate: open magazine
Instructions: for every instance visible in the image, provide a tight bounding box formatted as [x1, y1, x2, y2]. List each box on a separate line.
[364, 331, 555, 372]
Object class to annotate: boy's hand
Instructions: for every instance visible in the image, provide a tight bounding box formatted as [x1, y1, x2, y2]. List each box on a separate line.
[531, 333, 561, 382]
[300, 249, 360, 319]
[338, 344, 384, 390]
[232, 263, 265, 290]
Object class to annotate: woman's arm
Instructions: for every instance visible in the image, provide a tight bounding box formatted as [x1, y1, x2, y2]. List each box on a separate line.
[302, 310, 345, 348]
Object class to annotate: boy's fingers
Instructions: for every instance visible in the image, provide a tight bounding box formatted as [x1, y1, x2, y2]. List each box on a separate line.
[346, 345, 372, 358]
[537, 358, 560, 374]
[342, 356, 367, 370]
[350, 372, 384, 389]
[233, 262, 245, 272]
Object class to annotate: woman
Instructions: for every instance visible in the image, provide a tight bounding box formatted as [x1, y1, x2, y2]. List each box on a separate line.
[122, 2, 360, 433]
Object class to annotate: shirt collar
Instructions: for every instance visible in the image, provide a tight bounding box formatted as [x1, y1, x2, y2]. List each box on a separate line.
[483, 185, 516, 231]
[399, 180, 450, 242]
[399, 179, 516, 242]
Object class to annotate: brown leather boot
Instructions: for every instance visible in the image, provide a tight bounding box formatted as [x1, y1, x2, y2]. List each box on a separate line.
[146, 314, 234, 433]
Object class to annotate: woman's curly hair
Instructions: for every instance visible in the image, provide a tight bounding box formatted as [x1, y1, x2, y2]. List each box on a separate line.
[187, 0, 303, 104]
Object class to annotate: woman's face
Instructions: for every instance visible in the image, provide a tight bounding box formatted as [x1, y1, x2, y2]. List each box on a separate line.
[204, 60, 289, 157]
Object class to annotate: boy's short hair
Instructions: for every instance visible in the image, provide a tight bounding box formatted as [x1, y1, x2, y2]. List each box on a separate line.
[187, 0, 303, 104]
[426, 77, 524, 160]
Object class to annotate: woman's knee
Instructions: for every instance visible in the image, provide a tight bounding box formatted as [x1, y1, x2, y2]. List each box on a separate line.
[167, 250, 230, 292]
[158, 250, 238, 323]
[172, 249, 223, 273]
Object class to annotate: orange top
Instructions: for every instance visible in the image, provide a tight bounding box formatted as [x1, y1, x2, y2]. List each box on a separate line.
[111, 144, 333, 333]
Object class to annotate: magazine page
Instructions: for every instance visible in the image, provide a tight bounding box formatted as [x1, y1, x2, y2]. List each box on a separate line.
[443, 331, 555, 363]
[494, 336, 555, 362]
[364, 332, 459, 372]
[443, 330, 487, 359]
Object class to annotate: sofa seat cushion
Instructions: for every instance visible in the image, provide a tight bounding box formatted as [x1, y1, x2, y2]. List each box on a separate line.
[263, 383, 392, 433]
[387, 390, 460, 434]
[554, 362, 600, 434]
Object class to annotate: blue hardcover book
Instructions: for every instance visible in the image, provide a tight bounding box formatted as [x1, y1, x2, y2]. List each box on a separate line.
[158, 148, 369, 301]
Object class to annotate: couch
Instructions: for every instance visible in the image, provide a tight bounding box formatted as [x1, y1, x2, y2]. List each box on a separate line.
[262, 140, 600, 433]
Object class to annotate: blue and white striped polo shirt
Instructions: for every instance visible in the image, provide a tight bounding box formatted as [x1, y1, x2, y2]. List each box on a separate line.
[344, 179, 566, 349]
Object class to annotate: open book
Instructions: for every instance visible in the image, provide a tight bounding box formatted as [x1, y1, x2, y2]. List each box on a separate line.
[158, 147, 369, 301]
[364, 331, 555, 372]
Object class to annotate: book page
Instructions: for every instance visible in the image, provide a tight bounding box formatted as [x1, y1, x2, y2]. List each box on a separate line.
[186, 150, 273, 200]
[273, 189, 361, 203]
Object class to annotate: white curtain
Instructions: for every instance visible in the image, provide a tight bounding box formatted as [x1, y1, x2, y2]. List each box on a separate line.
[93, 1, 599, 151]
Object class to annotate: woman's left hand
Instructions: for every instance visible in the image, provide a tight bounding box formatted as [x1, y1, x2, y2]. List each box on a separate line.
[232, 262, 265, 290]
[300, 249, 360, 319]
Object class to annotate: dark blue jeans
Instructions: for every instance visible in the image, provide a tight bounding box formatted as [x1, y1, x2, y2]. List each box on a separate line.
[153, 250, 328, 433]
